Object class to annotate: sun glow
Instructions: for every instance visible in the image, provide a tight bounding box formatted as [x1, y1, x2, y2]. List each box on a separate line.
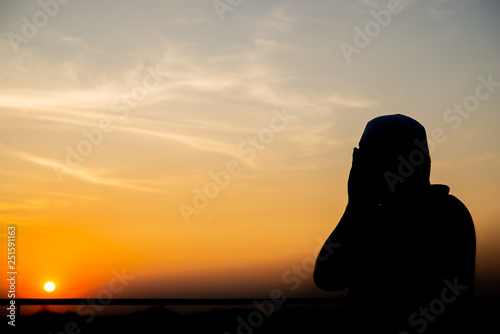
[44, 281, 55, 292]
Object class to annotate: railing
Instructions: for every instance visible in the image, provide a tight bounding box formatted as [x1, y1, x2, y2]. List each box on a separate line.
[0, 297, 347, 315]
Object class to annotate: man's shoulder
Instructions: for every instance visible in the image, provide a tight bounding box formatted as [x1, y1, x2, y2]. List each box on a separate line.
[428, 185, 475, 237]
[426, 184, 474, 225]
[429, 184, 467, 209]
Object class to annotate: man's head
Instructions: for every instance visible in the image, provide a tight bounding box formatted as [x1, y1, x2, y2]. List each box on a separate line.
[358, 114, 431, 201]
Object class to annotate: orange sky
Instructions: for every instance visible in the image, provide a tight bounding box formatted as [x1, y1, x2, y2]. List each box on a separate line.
[0, 0, 499, 310]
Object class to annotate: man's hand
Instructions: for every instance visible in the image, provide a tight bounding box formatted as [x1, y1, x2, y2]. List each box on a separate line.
[347, 147, 379, 207]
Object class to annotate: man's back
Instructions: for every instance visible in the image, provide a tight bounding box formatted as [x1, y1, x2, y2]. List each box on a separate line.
[347, 185, 475, 333]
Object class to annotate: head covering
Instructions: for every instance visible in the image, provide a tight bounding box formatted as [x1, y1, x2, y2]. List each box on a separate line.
[359, 114, 428, 155]
[358, 114, 431, 195]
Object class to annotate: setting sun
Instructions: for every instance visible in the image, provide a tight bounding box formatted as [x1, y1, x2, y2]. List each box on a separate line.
[44, 282, 55, 293]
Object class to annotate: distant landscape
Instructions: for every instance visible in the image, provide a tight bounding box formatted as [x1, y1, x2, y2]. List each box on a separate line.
[7, 300, 500, 334]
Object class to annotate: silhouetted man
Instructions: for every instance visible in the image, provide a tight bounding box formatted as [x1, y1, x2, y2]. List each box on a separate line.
[314, 114, 476, 333]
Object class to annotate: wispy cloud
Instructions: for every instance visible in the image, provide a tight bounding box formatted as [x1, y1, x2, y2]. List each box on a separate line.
[117, 125, 241, 160]
[358, 0, 418, 9]
[9, 150, 165, 193]
[257, 5, 295, 32]
[326, 94, 379, 109]
[0, 198, 50, 211]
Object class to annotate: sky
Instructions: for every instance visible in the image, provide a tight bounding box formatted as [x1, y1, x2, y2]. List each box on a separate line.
[0, 0, 499, 310]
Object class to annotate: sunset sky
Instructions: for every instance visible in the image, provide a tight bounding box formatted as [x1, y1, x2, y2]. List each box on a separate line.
[0, 0, 499, 308]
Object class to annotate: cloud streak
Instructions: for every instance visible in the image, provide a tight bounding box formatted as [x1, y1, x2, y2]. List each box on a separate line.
[8, 150, 166, 193]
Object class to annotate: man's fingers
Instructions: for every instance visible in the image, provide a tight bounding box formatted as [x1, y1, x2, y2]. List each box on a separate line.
[352, 147, 360, 166]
